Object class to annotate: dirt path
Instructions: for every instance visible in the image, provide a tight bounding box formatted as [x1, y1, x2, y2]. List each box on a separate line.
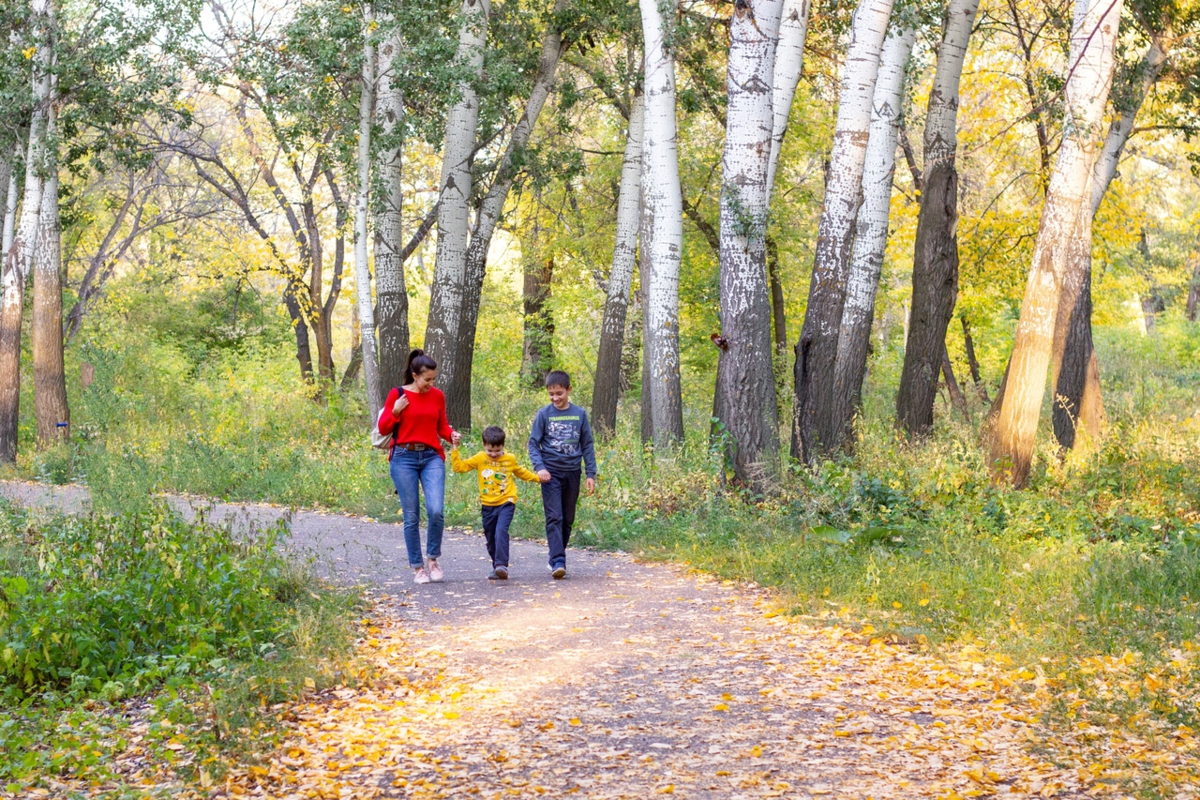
[0, 481, 1085, 799]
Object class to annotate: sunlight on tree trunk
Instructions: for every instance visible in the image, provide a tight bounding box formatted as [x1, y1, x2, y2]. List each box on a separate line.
[990, 0, 1124, 487]
[0, 0, 52, 463]
[765, 0, 811, 203]
[33, 100, 69, 449]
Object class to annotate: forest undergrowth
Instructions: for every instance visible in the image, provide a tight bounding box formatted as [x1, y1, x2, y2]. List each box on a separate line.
[4, 314, 1200, 795]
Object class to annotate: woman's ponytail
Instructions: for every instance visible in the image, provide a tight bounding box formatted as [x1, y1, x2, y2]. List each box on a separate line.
[403, 349, 438, 384]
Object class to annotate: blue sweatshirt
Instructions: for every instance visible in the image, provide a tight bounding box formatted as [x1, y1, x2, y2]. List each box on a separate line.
[527, 403, 598, 478]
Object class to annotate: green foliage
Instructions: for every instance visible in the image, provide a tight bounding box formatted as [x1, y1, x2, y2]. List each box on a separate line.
[0, 502, 359, 790]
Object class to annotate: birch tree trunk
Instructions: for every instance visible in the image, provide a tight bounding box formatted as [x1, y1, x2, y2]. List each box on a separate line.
[792, 0, 894, 463]
[424, 0, 488, 407]
[895, 0, 979, 439]
[33, 131, 68, 448]
[592, 89, 644, 437]
[0, 0, 52, 462]
[716, 0, 784, 489]
[0, 154, 13, 260]
[354, 5, 383, 419]
[375, 22, 409, 393]
[765, 0, 811, 201]
[448, 0, 569, 430]
[1051, 36, 1169, 449]
[830, 25, 914, 444]
[639, 0, 685, 449]
[989, 0, 1123, 487]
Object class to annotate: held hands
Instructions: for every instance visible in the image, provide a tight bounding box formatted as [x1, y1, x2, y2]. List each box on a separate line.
[392, 394, 409, 416]
[537, 469, 551, 483]
[586, 477, 596, 495]
[450, 430, 462, 446]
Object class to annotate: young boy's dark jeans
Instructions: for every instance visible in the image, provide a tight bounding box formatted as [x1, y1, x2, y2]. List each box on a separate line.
[481, 503, 514, 568]
[541, 470, 580, 569]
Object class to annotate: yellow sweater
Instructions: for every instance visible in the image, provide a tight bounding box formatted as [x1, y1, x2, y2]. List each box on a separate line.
[450, 449, 542, 506]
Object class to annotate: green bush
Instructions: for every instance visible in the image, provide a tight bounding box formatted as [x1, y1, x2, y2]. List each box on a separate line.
[0, 501, 324, 695]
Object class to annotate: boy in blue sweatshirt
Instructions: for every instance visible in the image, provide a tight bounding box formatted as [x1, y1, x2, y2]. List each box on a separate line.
[527, 370, 597, 579]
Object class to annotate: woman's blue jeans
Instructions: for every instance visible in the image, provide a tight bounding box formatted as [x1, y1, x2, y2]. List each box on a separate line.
[389, 448, 445, 568]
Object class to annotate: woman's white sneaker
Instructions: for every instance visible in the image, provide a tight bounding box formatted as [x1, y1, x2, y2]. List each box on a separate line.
[426, 558, 444, 582]
[414, 567, 431, 585]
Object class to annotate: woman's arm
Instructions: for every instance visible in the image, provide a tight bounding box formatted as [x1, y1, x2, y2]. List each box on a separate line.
[378, 387, 403, 434]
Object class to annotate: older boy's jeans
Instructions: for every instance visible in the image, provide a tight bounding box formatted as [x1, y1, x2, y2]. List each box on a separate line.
[541, 469, 581, 569]
[390, 448, 445, 568]
[481, 502, 514, 568]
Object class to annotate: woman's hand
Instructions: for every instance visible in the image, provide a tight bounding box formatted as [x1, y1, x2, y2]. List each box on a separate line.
[393, 394, 409, 416]
[450, 430, 462, 446]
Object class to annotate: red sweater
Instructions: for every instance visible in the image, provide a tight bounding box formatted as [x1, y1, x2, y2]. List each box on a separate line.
[379, 387, 454, 460]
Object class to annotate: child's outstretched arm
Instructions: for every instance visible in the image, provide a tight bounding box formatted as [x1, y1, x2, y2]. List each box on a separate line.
[513, 461, 542, 483]
[450, 448, 481, 474]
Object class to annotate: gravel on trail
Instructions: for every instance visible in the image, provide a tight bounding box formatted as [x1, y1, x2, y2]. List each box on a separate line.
[0, 480, 1086, 799]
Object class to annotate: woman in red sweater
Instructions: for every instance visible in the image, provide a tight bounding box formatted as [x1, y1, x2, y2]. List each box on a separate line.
[378, 349, 460, 584]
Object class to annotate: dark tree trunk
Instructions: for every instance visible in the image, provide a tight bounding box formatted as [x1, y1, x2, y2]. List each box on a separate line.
[896, 162, 959, 437]
[942, 347, 969, 421]
[767, 235, 787, 355]
[521, 256, 554, 389]
[961, 315, 988, 402]
[340, 344, 364, 391]
[284, 287, 315, 380]
[1052, 261, 1104, 449]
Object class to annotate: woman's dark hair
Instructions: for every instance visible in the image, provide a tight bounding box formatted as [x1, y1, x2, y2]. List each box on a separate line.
[403, 349, 438, 384]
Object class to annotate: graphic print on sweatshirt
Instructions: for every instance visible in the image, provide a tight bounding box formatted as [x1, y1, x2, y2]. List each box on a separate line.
[546, 417, 582, 456]
[479, 467, 511, 499]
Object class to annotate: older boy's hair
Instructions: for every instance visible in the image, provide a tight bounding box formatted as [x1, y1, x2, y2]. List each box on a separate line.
[544, 370, 571, 389]
[482, 426, 506, 446]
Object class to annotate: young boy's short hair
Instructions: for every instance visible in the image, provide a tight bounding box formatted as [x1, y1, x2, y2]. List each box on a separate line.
[544, 370, 571, 390]
[482, 426, 506, 446]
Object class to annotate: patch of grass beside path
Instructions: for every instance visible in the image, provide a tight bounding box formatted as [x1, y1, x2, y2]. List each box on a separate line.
[0, 501, 362, 797]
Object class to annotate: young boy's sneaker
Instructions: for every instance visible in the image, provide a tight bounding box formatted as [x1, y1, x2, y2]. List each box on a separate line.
[551, 564, 566, 580]
[489, 566, 509, 580]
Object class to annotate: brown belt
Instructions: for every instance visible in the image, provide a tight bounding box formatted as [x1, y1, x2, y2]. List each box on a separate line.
[394, 442, 429, 451]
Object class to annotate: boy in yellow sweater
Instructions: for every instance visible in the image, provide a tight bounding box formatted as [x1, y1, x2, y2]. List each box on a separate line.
[450, 426, 546, 580]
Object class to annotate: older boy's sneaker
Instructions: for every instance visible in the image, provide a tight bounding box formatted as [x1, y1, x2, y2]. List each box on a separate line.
[426, 558, 444, 582]
[551, 565, 566, 580]
[414, 567, 431, 585]
[493, 566, 508, 580]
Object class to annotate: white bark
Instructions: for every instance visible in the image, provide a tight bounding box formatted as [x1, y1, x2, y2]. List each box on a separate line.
[354, 4, 382, 419]
[591, 89, 645, 434]
[1, 160, 14, 264]
[717, 0, 785, 484]
[424, 0, 489, 387]
[1090, 37, 1170, 216]
[792, 0, 894, 460]
[765, 0, 811, 202]
[833, 24, 915, 412]
[0, 0, 53, 462]
[990, 0, 1124, 486]
[924, 0, 978, 168]
[375, 22, 408, 391]
[639, 0, 685, 447]
[607, 91, 644, 320]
